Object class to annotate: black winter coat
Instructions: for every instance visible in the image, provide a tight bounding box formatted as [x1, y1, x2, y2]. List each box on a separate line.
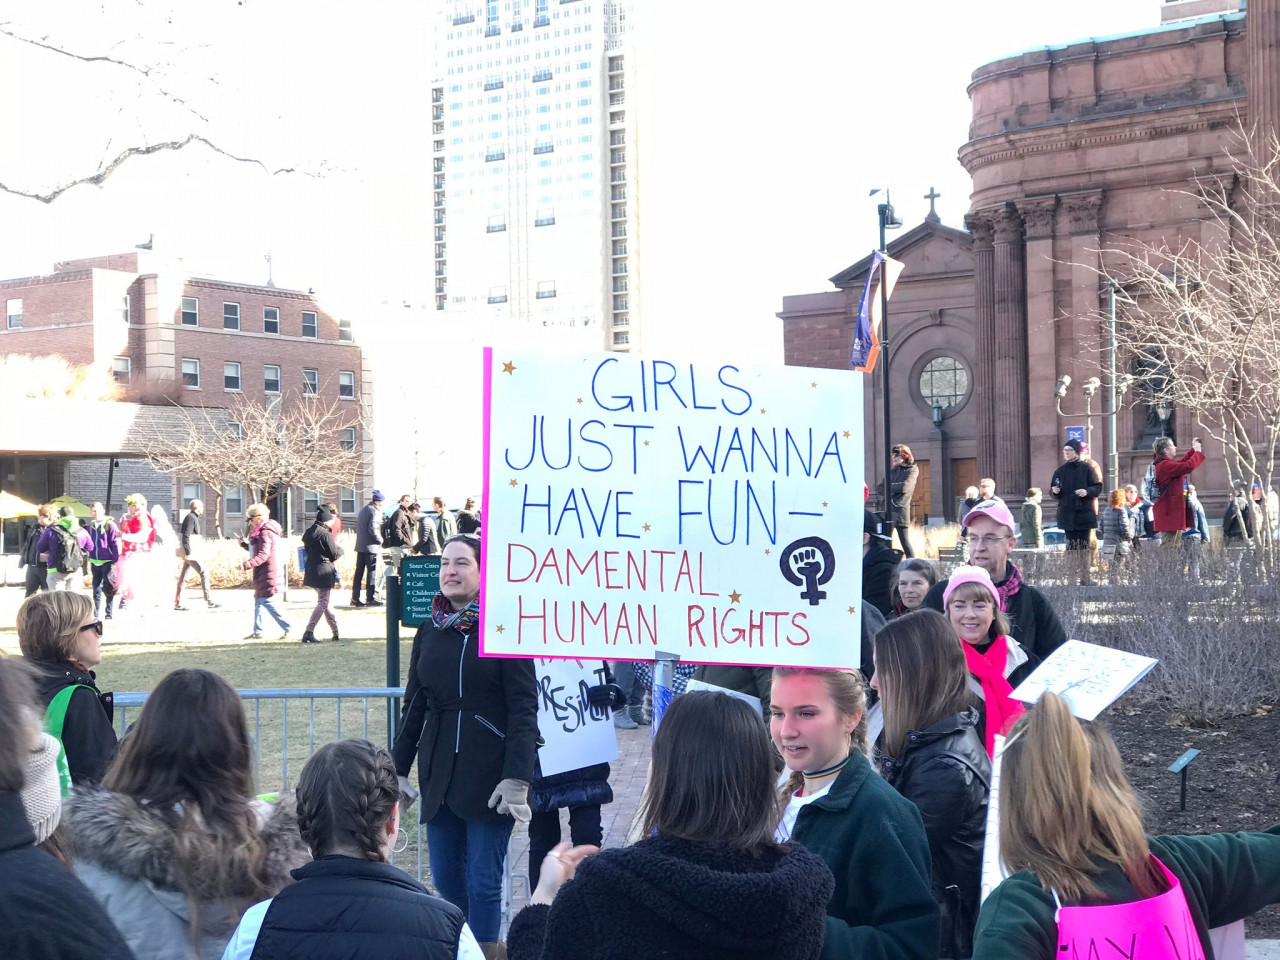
[863, 543, 903, 620]
[1049, 458, 1103, 532]
[247, 856, 465, 960]
[0, 791, 136, 960]
[924, 564, 1066, 668]
[507, 834, 835, 960]
[879, 709, 990, 959]
[1223, 495, 1257, 542]
[301, 522, 343, 589]
[529, 762, 612, 814]
[890, 463, 920, 524]
[27, 658, 116, 785]
[392, 613, 539, 823]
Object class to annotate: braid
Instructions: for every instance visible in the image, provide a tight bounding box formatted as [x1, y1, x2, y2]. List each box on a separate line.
[297, 739, 399, 861]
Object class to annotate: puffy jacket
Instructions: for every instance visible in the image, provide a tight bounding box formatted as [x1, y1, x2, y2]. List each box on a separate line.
[355, 503, 382, 554]
[69, 789, 309, 960]
[27, 658, 117, 785]
[879, 708, 990, 959]
[302, 522, 343, 589]
[529, 762, 613, 815]
[1099, 506, 1134, 547]
[242, 519, 283, 598]
[1152, 450, 1206, 532]
[1049, 459, 1102, 532]
[19, 522, 46, 569]
[1017, 501, 1042, 548]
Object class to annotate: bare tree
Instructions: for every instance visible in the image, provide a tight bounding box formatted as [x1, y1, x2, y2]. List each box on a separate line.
[144, 393, 364, 536]
[1089, 136, 1280, 573]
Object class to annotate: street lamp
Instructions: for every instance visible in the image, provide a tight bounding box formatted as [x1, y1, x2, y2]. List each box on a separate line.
[932, 399, 945, 432]
[870, 188, 904, 513]
[1053, 372, 1132, 488]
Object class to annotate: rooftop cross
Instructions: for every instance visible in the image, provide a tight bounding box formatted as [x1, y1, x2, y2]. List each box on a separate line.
[924, 186, 941, 222]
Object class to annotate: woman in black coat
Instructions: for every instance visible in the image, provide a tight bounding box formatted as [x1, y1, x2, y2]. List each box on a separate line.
[301, 506, 344, 644]
[1050, 439, 1103, 544]
[391, 534, 538, 956]
[888, 444, 920, 558]
[872, 610, 991, 960]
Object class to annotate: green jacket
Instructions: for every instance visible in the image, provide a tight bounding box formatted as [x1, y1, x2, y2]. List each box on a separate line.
[972, 826, 1280, 960]
[791, 750, 940, 960]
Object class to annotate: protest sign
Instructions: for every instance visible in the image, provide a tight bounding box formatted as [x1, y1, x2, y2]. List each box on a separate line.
[535, 658, 619, 777]
[1010, 639, 1157, 721]
[979, 734, 1009, 903]
[683, 678, 763, 714]
[480, 348, 864, 668]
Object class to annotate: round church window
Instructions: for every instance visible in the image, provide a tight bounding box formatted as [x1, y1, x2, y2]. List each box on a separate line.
[918, 356, 968, 410]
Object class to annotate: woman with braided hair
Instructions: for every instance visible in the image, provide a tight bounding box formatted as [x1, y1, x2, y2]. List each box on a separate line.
[221, 738, 485, 960]
[392, 534, 539, 959]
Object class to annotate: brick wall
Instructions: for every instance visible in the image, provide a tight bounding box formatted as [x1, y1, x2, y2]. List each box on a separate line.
[0, 273, 96, 364]
[64, 458, 174, 518]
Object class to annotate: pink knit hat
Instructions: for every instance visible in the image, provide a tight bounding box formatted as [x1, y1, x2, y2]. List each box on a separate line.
[942, 564, 1003, 611]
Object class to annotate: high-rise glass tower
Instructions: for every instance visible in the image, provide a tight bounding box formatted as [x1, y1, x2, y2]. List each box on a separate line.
[431, 0, 637, 352]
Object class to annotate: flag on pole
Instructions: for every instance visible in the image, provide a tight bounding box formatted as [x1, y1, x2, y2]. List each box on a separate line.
[850, 250, 905, 374]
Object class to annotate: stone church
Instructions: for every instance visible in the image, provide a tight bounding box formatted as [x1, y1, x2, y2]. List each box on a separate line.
[780, 0, 1276, 522]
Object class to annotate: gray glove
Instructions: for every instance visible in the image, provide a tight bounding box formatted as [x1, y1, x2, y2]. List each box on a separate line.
[487, 778, 531, 823]
[398, 775, 419, 814]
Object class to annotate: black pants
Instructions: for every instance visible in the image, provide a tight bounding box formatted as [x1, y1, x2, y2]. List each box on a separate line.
[91, 562, 117, 614]
[527, 804, 604, 884]
[894, 523, 915, 558]
[352, 552, 377, 603]
[24, 564, 47, 597]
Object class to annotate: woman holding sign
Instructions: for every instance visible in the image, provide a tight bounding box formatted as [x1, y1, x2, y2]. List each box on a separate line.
[973, 693, 1280, 960]
[872, 610, 990, 959]
[392, 534, 539, 959]
[770, 667, 940, 960]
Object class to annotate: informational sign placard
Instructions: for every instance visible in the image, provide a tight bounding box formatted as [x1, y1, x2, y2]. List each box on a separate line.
[1010, 639, 1157, 721]
[535, 658, 619, 777]
[480, 349, 864, 668]
[1065, 425, 1086, 445]
[400, 556, 442, 627]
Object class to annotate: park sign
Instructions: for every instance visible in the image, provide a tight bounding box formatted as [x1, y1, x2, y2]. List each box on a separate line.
[479, 348, 865, 669]
[400, 556, 441, 627]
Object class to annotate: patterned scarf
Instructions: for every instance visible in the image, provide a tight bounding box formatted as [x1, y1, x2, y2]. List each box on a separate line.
[995, 560, 1024, 611]
[963, 636, 1025, 758]
[431, 593, 479, 634]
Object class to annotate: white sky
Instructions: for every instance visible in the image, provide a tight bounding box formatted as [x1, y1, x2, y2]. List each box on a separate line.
[0, 0, 1161, 497]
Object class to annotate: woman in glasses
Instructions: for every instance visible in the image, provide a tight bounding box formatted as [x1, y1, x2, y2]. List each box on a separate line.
[16, 592, 117, 786]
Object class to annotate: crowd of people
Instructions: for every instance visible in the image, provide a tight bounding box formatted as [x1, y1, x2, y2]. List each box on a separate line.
[8, 447, 1280, 959]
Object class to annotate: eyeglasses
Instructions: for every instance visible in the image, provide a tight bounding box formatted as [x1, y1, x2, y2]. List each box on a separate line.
[79, 621, 104, 637]
[965, 535, 1011, 547]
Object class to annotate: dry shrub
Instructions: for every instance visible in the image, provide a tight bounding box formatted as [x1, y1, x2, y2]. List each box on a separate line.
[193, 532, 360, 590]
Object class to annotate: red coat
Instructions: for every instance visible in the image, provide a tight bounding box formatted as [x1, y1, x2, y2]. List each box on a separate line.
[242, 519, 283, 597]
[1152, 450, 1206, 532]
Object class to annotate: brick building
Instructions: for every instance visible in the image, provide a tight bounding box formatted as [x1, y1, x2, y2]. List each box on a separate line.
[780, 0, 1275, 521]
[0, 248, 373, 546]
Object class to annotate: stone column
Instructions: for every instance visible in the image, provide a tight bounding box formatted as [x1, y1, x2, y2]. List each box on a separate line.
[964, 211, 997, 480]
[1249, 0, 1280, 154]
[1018, 196, 1059, 500]
[993, 204, 1029, 499]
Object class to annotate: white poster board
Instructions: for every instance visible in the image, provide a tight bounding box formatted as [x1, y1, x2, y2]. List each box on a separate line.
[535, 658, 619, 778]
[480, 348, 865, 668]
[1010, 639, 1157, 721]
[979, 734, 1009, 903]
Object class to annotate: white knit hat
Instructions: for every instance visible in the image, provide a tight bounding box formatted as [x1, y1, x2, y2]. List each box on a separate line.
[22, 733, 62, 845]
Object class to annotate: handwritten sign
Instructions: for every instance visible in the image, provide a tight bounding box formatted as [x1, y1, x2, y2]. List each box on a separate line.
[480, 348, 864, 668]
[400, 556, 442, 627]
[535, 658, 619, 777]
[1010, 639, 1157, 721]
[979, 734, 1009, 903]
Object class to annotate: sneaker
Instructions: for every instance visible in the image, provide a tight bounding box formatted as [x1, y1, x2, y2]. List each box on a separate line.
[330, 630, 340, 642]
[613, 710, 638, 730]
[350, 599, 365, 608]
[628, 703, 650, 725]
[301, 631, 320, 644]
[366, 599, 385, 608]
[279, 628, 290, 640]
[174, 603, 188, 612]
[244, 632, 263, 640]
[104, 610, 113, 620]
[207, 601, 221, 610]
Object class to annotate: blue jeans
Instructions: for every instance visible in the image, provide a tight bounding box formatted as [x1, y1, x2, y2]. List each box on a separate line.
[253, 595, 291, 635]
[426, 804, 512, 943]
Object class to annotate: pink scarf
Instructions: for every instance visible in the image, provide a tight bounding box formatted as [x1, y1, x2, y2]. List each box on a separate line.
[963, 635, 1025, 757]
[995, 561, 1024, 611]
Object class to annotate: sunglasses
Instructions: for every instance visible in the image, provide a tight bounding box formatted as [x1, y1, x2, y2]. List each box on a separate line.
[80, 621, 104, 637]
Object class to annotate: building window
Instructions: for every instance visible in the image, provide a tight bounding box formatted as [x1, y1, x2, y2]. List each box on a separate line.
[224, 362, 241, 391]
[112, 356, 131, 384]
[536, 281, 557, 300]
[182, 482, 203, 505]
[263, 306, 280, 335]
[303, 368, 319, 396]
[302, 311, 318, 338]
[223, 302, 240, 330]
[225, 485, 245, 515]
[487, 215, 507, 233]
[488, 286, 508, 304]
[122, 295, 130, 324]
[227, 421, 243, 440]
[339, 427, 357, 452]
[533, 141, 554, 154]
[535, 208, 555, 226]
[264, 365, 281, 394]
[918, 356, 970, 409]
[5, 298, 21, 329]
[181, 297, 198, 326]
[181, 358, 200, 388]
[303, 490, 320, 516]
[339, 487, 356, 515]
[339, 371, 355, 399]
[613, 331, 630, 345]
[339, 318, 353, 342]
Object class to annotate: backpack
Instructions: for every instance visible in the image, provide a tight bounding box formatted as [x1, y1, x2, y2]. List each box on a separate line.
[43, 684, 95, 796]
[1142, 462, 1166, 504]
[380, 511, 396, 544]
[53, 524, 85, 574]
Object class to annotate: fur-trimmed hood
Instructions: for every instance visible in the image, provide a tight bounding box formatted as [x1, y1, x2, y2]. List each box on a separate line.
[69, 787, 308, 901]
